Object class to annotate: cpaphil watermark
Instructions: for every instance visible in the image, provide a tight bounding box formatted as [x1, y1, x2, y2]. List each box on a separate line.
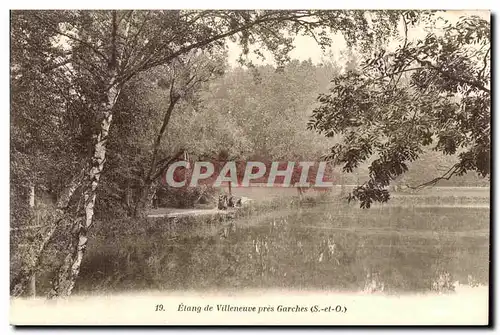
[161, 160, 336, 188]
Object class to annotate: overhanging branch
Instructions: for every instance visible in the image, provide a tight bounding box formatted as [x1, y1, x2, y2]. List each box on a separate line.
[405, 163, 460, 190]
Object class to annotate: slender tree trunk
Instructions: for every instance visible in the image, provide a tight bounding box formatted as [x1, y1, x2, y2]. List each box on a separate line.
[134, 86, 180, 218]
[124, 182, 133, 216]
[297, 187, 304, 199]
[28, 184, 36, 298]
[145, 93, 180, 187]
[11, 169, 83, 297]
[134, 181, 153, 217]
[148, 182, 159, 209]
[29, 275, 36, 298]
[29, 184, 35, 208]
[136, 179, 161, 214]
[53, 80, 121, 297]
[11, 214, 67, 297]
[49, 9, 124, 297]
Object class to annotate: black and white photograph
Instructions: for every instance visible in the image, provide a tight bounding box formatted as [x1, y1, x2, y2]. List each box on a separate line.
[8, 8, 491, 326]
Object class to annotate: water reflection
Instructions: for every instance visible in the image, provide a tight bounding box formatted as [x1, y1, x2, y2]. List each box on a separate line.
[76, 205, 489, 294]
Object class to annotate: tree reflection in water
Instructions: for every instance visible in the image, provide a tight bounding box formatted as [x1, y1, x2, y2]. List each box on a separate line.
[76, 205, 489, 294]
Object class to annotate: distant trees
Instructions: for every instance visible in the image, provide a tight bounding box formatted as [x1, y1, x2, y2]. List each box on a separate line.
[206, 60, 340, 158]
[198, 60, 341, 194]
[309, 12, 490, 208]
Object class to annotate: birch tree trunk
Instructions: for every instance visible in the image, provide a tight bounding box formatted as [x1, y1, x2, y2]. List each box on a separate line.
[53, 80, 121, 297]
[56, 167, 86, 209]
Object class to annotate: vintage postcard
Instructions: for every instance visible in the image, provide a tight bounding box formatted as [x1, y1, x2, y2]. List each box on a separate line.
[9, 9, 490, 326]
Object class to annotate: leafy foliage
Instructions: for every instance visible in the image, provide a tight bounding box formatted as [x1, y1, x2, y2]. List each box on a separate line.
[309, 13, 490, 207]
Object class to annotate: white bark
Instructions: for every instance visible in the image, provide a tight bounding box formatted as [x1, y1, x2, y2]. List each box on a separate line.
[29, 184, 35, 208]
[56, 81, 121, 296]
[56, 168, 85, 209]
[29, 184, 36, 297]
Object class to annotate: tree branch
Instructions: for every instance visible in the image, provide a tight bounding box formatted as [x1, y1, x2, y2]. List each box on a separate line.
[413, 57, 491, 94]
[117, 12, 320, 85]
[41, 57, 73, 73]
[478, 47, 490, 82]
[151, 150, 186, 182]
[33, 14, 109, 62]
[360, 67, 426, 89]
[405, 163, 460, 190]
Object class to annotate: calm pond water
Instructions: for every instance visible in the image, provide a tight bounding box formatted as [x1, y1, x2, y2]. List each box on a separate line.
[75, 203, 490, 295]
